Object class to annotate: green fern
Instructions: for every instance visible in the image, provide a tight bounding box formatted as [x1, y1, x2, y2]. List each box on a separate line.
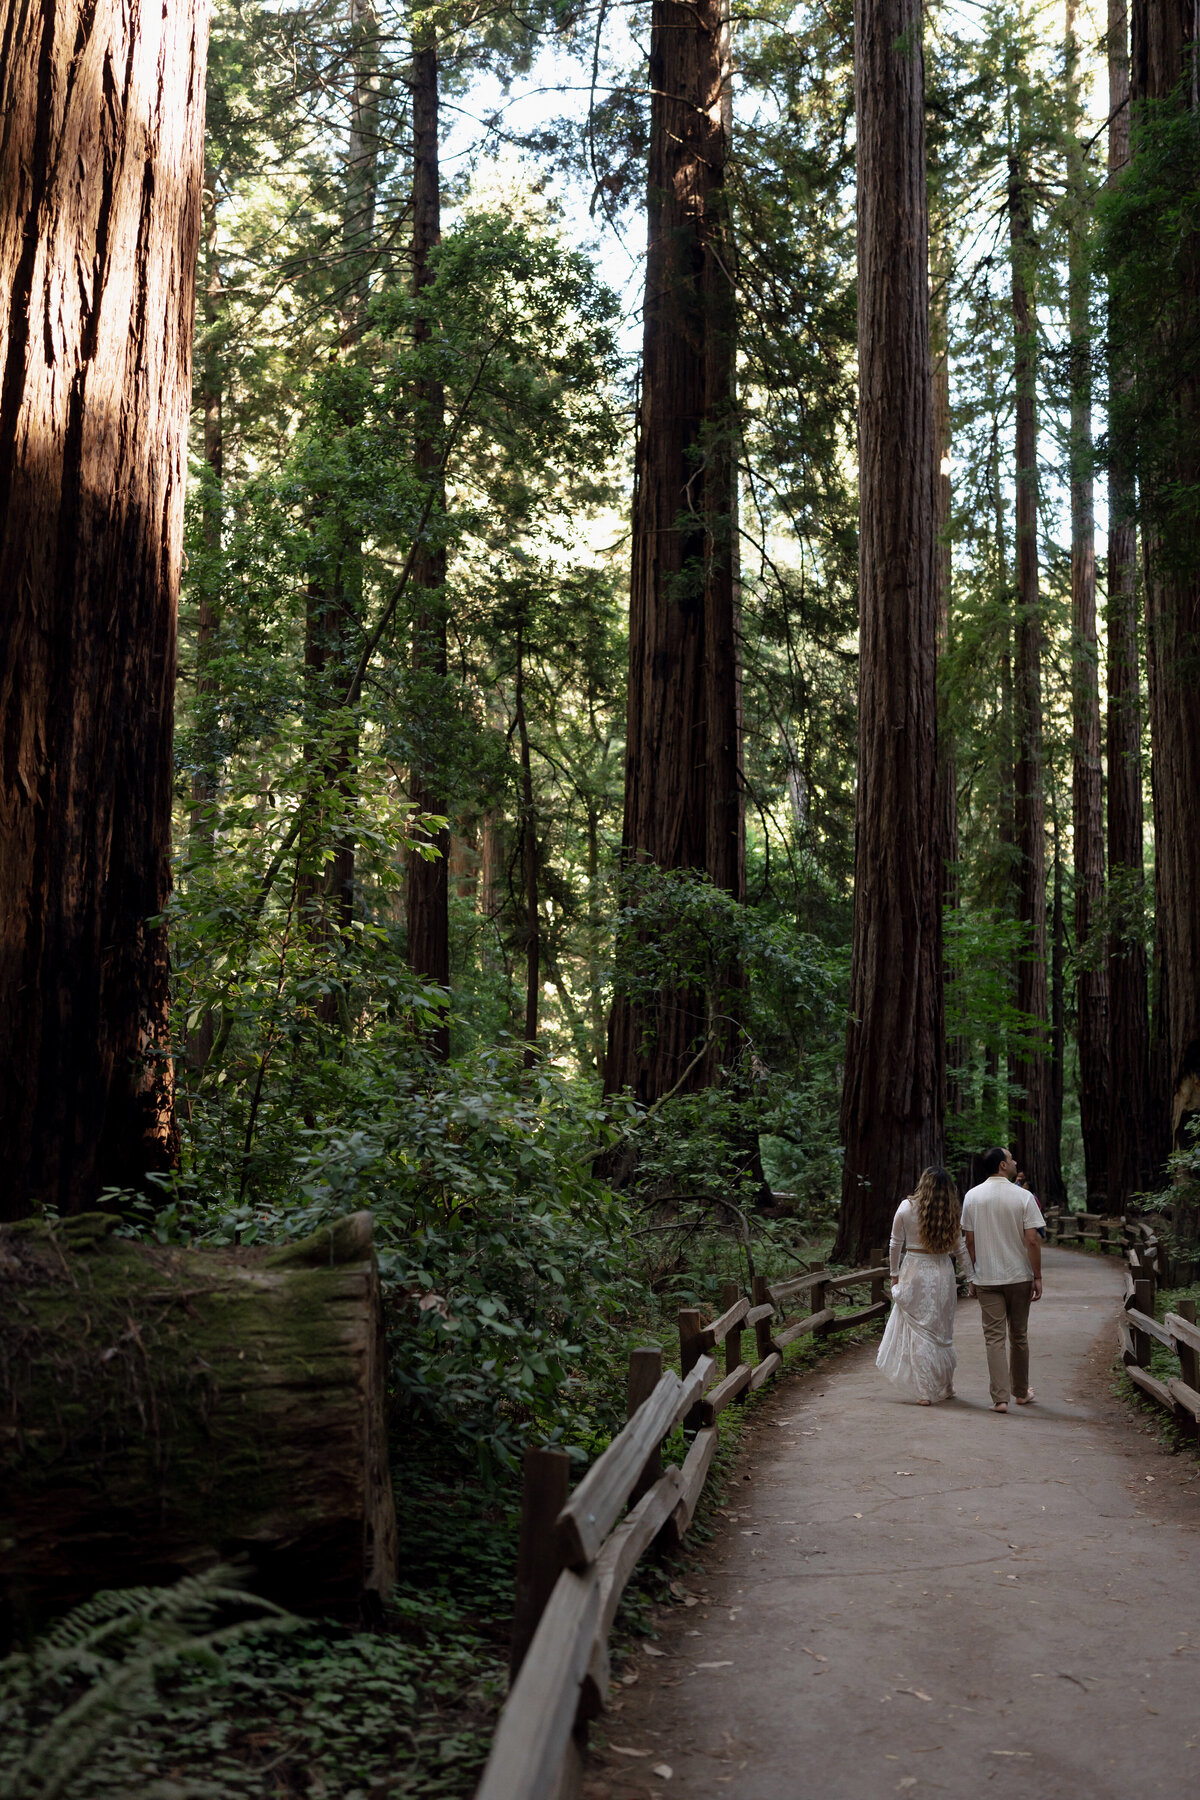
[0, 1568, 297, 1800]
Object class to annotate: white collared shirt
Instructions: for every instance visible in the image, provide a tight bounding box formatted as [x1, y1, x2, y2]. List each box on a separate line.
[961, 1177, 1045, 1287]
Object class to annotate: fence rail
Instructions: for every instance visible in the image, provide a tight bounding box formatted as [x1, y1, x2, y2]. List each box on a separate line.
[1045, 1208, 1200, 1435]
[476, 1254, 890, 1800]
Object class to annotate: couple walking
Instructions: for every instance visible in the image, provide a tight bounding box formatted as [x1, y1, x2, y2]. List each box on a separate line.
[876, 1146, 1045, 1411]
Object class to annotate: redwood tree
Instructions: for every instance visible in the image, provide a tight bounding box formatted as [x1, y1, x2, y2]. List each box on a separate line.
[1066, 0, 1110, 1199]
[834, 0, 943, 1260]
[605, 0, 741, 1104]
[1129, 0, 1200, 1152]
[932, 247, 965, 1123]
[1105, 0, 1155, 1201]
[0, 0, 208, 1218]
[1008, 134, 1064, 1206]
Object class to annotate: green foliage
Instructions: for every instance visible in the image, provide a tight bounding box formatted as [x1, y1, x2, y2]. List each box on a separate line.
[944, 906, 1050, 1155]
[0, 1560, 507, 1800]
[0, 1571, 295, 1800]
[147, 1040, 644, 1474]
[1099, 96, 1200, 578]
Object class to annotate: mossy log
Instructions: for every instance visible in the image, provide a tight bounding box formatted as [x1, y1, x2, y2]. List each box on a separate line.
[0, 1210, 397, 1639]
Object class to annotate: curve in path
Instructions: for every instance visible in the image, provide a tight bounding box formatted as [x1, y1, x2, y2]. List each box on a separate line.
[593, 1247, 1200, 1800]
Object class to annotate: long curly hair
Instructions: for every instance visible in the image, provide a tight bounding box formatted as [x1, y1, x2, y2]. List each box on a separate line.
[914, 1166, 961, 1255]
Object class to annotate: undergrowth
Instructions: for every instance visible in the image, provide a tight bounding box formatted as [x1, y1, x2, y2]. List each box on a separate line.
[1, 1218, 881, 1799]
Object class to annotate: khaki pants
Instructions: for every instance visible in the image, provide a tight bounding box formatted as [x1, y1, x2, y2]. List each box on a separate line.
[976, 1282, 1033, 1405]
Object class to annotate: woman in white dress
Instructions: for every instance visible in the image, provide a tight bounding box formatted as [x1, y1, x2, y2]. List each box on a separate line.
[876, 1167, 970, 1405]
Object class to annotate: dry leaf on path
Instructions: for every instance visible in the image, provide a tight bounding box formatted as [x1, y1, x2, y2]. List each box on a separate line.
[652, 1765, 673, 1780]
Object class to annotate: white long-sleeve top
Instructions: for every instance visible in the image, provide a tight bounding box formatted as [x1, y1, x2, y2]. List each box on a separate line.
[888, 1196, 971, 1282]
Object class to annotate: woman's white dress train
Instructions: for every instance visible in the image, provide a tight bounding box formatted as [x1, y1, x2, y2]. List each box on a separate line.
[875, 1197, 970, 1404]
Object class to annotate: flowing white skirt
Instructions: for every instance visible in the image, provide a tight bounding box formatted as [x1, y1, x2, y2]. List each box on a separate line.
[875, 1252, 958, 1403]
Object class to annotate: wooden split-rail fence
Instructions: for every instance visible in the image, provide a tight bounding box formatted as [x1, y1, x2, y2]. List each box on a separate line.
[1044, 1207, 1199, 1286]
[1044, 1207, 1200, 1435]
[1112, 1229, 1200, 1437]
[475, 1257, 890, 1800]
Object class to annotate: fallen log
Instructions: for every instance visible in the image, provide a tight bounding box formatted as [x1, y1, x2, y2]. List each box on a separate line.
[0, 1209, 396, 1641]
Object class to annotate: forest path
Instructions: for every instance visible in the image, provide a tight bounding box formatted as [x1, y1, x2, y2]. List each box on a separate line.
[591, 1247, 1200, 1800]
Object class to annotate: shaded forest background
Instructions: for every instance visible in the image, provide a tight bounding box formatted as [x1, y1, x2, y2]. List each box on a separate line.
[155, 0, 1196, 1310]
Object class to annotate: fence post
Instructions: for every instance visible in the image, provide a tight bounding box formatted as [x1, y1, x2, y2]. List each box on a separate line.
[1132, 1278, 1155, 1370]
[870, 1246, 887, 1306]
[751, 1274, 775, 1360]
[509, 1446, 571, 1682]
[627, 1345, 664, 1506]
[678, 1308, 705, 1431]
[721, 1279, 745, 1385]
[810, 1263, 829, 1337]
[1178, 1299, 1200, 1393]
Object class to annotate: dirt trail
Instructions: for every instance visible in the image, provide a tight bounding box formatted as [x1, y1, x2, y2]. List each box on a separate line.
[592, 1247, 1200, 1800]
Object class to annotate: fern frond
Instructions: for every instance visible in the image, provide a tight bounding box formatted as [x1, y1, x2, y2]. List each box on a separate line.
[0, 1567, 297, 1800]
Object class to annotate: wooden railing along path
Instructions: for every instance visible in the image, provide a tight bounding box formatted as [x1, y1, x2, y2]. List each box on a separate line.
[1044, 1208, 1200, 1436]
[476, 1256, 890, 1800]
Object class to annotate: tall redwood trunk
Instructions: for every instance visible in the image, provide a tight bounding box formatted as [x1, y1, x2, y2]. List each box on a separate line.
[1130, 0, 1200, 1152]
[187, 168, 223, 1073]
[1105, 0, 1155, 1202]
[1066, 0, 1110, 1199]
[0, 0, 207, 1219]
[193, 170, 223, 841]
[834, 0, 942, 1261]
[1009, 142, 1065, 1206]
[405, 22, 451, 1058]
[605, 0, 740, 1104]
[932, 257, 964, 1121]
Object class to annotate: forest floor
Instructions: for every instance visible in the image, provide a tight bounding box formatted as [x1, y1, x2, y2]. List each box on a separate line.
[589, 1247, 1200, 1800]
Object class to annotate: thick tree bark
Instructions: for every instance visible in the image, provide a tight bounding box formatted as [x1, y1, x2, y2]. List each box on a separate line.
[405, 22, 451, 1057]
[835, 0, 943, 1261]
[1066, 0, 1110, 1198]
[0, 0, 207, 1219]
[1008, 147, 1065, 1206]
[605, 0, 741, 1105]
[1, 1210, 396, 1641]
[1130, 0, 1200, 1152]
[186, 169, 223, 1074]
[932, 258, 965, 1119]
[1105, 0, 1156, 1202]
[192, 170, 223, 844]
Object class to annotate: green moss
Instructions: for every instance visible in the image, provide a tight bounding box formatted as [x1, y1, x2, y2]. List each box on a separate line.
[1, 1218, 364, 1560]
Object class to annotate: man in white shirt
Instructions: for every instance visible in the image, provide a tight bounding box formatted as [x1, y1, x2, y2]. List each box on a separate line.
[961, 1146, 1045, 1413]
